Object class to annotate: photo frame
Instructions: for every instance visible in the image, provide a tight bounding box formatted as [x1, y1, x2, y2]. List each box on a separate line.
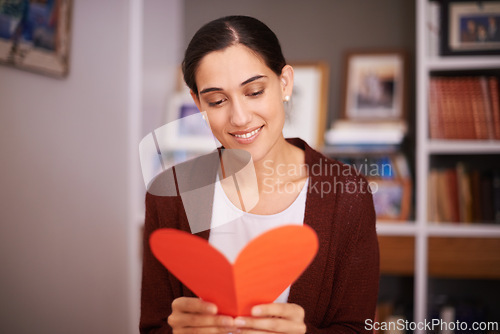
[163, 91, 220, 153]
[335, 153, 412, 221]
[440, 0, 500, 56]
[284, 62, 329, 149]
[0, 0, 72, 78]
[342, 51, 407, 122]
[372, 178, 412, 221]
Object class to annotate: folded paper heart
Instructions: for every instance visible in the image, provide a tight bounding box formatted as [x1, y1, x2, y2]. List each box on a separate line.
[150, 225, 318, 317]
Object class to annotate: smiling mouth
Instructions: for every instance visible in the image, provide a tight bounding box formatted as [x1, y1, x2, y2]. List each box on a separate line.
[231, 126, 264, 139]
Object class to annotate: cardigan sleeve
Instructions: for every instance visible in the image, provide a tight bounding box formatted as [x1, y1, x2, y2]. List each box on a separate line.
[306, 176, 380, 333]
[139, 193, 179, 334]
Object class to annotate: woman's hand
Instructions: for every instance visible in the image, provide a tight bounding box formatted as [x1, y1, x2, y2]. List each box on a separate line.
[234, 303, 307, 334]
[168, 297, 235, 333]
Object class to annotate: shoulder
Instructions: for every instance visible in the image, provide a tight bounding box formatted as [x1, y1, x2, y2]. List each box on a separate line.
[294, 138, 374, 216]
[294, 138, 370, 192]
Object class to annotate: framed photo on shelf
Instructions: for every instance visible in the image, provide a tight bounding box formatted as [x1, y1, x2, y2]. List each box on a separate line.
[342, 51, 407, 122]
[284, 62, 329, 149]
[371, 178, 412, 221]
[440, 0, 500, 56]
[0, 0, 72, 78]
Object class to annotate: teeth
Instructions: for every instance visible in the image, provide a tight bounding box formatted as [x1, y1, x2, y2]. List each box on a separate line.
[234, 127, 261, 139]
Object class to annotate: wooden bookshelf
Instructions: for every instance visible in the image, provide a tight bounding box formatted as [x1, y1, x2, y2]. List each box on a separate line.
[411, 1, 500, 330]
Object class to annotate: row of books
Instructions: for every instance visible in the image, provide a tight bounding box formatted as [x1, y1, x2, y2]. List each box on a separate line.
[428, 76, 500, 140]
[428, 163, 500, 224]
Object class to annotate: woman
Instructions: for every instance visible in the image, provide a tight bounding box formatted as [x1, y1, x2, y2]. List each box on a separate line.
[140, 15, 379, 334]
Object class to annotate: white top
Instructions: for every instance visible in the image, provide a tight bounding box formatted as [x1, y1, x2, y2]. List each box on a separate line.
[209, 177, 309, 303]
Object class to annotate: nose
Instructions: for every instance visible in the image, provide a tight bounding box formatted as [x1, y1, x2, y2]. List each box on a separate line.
[229, 98, 252, 127]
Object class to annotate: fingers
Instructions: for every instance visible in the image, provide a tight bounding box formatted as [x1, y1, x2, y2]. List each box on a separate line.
[169, 297, 235, 333]
[171, 297, 218, 314]
[234, 303, 306, 334]
[172, 327, 233, 334]
[235, 317, 304, 334]
[251, 303, 305, 320]
[168, 312, 234, 329]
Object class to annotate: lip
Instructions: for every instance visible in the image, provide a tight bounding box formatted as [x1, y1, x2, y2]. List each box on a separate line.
[229, 125, 264, 144]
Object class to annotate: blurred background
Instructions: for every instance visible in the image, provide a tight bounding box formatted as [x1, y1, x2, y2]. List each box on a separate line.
[1, 1, 499, 334]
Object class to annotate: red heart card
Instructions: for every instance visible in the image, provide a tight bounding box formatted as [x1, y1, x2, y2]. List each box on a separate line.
[149, 225, 318, 317]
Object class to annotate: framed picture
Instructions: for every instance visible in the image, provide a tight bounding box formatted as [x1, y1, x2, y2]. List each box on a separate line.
[440, 0, 500, 56]
[0, 0, 72, 77]
[284, 62, 329, 149]
[342, 51, 407, 122]
[161, 91, 219, 153]
[372, 178, 412, 221]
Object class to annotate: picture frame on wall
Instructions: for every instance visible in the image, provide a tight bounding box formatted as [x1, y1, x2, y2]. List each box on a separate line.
[440, 0, 500, 56]
[284, 62, 329, 149]
[162, 91, 219, 153]
[342, 51, 407, 122]
[0, 0, 72, 78]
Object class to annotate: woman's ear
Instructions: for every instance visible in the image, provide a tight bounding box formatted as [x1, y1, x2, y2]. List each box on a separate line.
[280, 65, 294, 101]
[190, 90, 202, 112]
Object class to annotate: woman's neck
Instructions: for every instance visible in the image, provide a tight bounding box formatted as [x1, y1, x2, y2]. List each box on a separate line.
[253, 137, 307, 188]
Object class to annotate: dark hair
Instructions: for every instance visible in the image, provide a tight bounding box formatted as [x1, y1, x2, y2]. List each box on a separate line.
[182, 15, 287, 95]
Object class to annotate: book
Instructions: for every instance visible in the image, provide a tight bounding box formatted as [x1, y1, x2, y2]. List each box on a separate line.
[480, 77, 495, 140]
[470, 77, 490, 140]
[428, 169, 440, 222]
[457, 162, 473, 223]
[493, 171, 500, 224]
[489, 76, 500, 140]
[437, 169, 454, 222]
[480, 172, 495, 223]
[429, 78, 444, 138]
[470, 169, 483, 223]
[447, 168, 461, 223]
[324, 120, 407, 145]
[458, 77, 479, 140]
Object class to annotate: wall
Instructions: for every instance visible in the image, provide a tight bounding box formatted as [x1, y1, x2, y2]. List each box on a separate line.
[183, 0, 415, 125]
[0, 1, 132, 333]
[142, 0, 184, 137]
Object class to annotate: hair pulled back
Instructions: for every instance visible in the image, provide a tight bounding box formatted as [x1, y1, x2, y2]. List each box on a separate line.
[182, 15, 286, 95]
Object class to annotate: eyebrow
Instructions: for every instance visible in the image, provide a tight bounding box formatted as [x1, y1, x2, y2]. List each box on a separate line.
[199, 75, 267, 95]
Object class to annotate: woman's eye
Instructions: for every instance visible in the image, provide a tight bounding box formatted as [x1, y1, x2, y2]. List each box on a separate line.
[208, 98, 226, 107]
[248, 90, 264, 97]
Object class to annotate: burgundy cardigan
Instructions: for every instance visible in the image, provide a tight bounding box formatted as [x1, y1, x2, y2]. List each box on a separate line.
[140, 138, 379, 333]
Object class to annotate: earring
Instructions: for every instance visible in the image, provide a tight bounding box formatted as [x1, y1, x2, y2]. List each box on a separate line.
[284, 95, 290, 102]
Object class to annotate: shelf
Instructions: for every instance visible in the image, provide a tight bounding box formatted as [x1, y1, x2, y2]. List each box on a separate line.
[428, 236, 500, 279]
[427, 223, 500, 238]
[378, 235, 415, 275]
[426, 56, 500, 71]
[427, 140, 500, 154]
[376, 221, 417, 236]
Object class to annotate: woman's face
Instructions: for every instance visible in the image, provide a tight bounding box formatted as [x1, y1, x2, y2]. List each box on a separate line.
[191, 44, 293, 163]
